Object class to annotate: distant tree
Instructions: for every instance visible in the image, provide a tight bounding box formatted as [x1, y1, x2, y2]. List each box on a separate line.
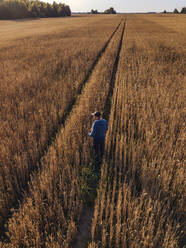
[59, 4, 71, 16]
[46, 2, 53, 17]
[29, 2, 39, 18]
[91, 9, 98, 14]
[0, 0, 29, 19]
[64, 5, 71, 16]
[0, 3, 12, 19]
[104, 7, 116, 14]
[173, 8, 179, 14]
[180, 7, 186, 14]
[38, 2, 46, 18]
[52, 1, 59, 17]
[163, 10, 167, 13]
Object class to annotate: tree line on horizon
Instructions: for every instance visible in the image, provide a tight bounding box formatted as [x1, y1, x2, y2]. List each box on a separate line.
[163, 7, 186, 14]
[173, 7, 186, 14]
[0, 0, 71, 19]
[90, 6, 186, 15]
[91, 7, 116, 15]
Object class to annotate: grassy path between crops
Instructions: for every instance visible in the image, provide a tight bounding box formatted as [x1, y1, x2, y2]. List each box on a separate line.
[72, 20, 126, 248]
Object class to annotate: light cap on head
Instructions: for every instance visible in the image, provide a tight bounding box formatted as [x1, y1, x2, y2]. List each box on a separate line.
[92, 111, 101, 117]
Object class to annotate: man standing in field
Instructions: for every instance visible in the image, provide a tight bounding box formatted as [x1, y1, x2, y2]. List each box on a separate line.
[88, 111, 108, 162]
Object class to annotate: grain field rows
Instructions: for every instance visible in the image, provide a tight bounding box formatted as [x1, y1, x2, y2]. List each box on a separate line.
[88, 16, 185, 248]
[0, 16, 121, 238]
[0, 14, 185, 248]
[0, 19, 125, 248]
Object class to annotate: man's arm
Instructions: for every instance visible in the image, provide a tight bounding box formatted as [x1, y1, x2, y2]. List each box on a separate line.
[88, 121, 96, 137]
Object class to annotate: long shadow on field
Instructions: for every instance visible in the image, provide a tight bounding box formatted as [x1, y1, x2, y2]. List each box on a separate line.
[103, 21, 126, 120]
[0, 21, 122, 242]
[143, 171, 185, 248]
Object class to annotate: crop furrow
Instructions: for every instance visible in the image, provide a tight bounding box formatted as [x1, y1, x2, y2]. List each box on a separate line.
[103, 21, 126, 119]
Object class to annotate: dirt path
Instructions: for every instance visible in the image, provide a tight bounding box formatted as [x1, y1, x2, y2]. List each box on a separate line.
[72, 208, 94, 248]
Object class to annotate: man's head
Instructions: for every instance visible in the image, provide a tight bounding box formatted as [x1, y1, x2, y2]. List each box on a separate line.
[92, 111, 101, 120]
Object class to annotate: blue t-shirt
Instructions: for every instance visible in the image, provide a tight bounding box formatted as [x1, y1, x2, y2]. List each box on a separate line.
[89, 119, 108, 141]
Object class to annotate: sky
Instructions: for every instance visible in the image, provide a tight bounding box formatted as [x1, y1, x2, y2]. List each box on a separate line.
[54, 0, 186, 13]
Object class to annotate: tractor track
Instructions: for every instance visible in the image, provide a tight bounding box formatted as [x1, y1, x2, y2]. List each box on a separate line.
[72, 19, 126, 248]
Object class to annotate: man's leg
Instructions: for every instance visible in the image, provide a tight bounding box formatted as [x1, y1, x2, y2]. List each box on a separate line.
[93, 140, 99, 160]
[100, 140, 105, 158]
[93, 140, 102, 172]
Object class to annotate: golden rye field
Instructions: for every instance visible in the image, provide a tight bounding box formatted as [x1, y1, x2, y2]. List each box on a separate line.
[5, 19, 125, 248]
[0, 14, 121, 235]
[0, 14, 185, 247]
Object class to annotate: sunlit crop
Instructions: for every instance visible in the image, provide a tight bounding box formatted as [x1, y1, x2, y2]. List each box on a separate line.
[0, 14, 185, 248]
